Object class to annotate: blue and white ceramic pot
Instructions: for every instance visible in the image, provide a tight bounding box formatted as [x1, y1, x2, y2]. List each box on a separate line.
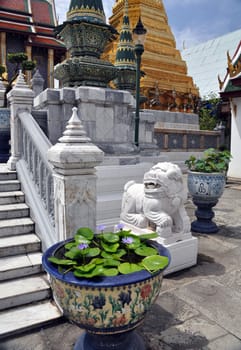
[187, 171, 226, 233]
[42, 240, 170, 350]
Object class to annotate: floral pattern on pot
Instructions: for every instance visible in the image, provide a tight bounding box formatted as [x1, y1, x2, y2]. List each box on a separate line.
[50, 273, 163, 333]
[187, 172, 226, 201]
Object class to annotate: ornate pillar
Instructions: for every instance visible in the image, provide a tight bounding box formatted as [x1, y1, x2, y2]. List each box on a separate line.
[25, 45, 32, 85]
[0, 79, 5, 107]
[48, 107, 104, 240]
[0, 32, 6, 67]
[48, 49, 54, 88]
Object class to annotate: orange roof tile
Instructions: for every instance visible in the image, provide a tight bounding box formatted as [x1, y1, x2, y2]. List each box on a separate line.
[0, 21, 32, 33]
[30, 36, 65, 49]
[0, 11, 30, 22]
[34, 26, 53, 35]
[32, 0, 56, 26]
[0, 0, 29, 13]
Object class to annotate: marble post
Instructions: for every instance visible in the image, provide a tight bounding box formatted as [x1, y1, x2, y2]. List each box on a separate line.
[7, 71, 34, 170]
[48, 107, 104, 241]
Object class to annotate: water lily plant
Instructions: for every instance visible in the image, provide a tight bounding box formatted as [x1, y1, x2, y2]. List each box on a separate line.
[48, 226, 169, 279]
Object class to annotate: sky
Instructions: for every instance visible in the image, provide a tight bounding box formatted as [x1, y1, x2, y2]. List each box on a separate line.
[55, 0, 241, 50]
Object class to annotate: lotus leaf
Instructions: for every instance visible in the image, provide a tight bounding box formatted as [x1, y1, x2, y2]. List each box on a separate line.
[142, 255, 169, 272]
[118, 262, 144, 274]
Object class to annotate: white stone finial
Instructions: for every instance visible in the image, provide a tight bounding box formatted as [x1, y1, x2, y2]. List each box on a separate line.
[48, 106, 104, 174]
[58, 107, 91, 143]
[14, 70, 31, 91]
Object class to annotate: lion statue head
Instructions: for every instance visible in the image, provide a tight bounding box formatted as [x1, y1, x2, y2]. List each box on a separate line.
[143, 162, 185, 200]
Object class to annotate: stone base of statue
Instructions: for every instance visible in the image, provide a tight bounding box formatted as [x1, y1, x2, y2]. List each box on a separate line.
[120, 222, 198, 276]
[54, 56, 117, 88]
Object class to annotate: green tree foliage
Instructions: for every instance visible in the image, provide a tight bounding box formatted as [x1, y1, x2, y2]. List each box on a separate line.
[7, 52, 36, 73]
[199, 93, 220, 130]
[3, 52, 36, 107]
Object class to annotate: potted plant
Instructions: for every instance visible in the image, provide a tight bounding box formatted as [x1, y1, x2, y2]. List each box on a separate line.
[185, 147, 232, 233]
[42, 225, 170, 350]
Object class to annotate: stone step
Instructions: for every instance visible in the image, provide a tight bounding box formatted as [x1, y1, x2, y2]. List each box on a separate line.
[0, 275, 50, 311]
[0, 252, 42, 281]
[0, 217, 34, 237]
[0, 180, 21, 192]
[0, 203, 29, 220]
[0, 165, 17, 181]
[0, 301, 62, 339]
[0, 190, 25, 205]
[0, 233, 41, 257]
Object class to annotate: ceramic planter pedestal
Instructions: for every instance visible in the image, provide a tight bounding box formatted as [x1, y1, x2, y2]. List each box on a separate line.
[42, 240, 170, 350]
[187, 171, 226, 233]
[74, 330, 145, 350]
[191, 198, 219, 233]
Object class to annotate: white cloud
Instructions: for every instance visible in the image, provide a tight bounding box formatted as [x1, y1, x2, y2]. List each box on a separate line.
[164, 0, 209, 6]
[173, 27, 201, 50]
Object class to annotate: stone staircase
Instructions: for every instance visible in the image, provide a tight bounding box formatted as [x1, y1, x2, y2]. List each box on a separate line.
[0, 164, 62, 339]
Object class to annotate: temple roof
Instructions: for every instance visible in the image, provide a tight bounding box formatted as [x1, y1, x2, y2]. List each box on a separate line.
[0, 0, 29, 13]
[182, 29, 241, 98]
[0, 0, 65, 49]
[31, 0, 56, 26]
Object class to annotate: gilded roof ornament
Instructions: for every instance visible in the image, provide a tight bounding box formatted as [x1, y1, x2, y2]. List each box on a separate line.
[227, 51, 241, 78]
[218, 75, 224, 90]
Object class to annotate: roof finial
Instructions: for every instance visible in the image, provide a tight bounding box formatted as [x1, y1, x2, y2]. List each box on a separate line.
[218, 75, 224, 90]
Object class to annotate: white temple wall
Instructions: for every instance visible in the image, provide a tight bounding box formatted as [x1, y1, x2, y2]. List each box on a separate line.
[228, 97, 241, 180]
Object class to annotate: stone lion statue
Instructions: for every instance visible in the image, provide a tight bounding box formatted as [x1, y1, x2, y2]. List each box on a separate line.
[120, 162, 190, 239]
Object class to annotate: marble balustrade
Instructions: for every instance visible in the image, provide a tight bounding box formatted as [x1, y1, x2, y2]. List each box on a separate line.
[18, 111, 54, 226]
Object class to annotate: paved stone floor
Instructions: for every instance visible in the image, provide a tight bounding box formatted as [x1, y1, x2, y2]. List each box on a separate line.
[0, 181, 241, 350]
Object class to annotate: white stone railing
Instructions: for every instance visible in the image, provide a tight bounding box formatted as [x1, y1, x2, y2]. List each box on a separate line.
[7, 72, 104, 250]
[6, 72, 57, 248]
[19, 110, 54, 225]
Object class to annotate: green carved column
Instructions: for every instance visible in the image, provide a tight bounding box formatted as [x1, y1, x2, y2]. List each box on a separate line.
[54, 0, 118, 87]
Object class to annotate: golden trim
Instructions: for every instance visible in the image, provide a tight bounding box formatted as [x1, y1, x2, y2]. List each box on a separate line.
[218, 75, 224, 90]
[67, 7, 105, 22]
[227, 51, 241, 78]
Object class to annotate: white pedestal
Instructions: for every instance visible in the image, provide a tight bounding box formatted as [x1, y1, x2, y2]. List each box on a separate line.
[119, 222, 198, 276]
[160, 236, 198, 275]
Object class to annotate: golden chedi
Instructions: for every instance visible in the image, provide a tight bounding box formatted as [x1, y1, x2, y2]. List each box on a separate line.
[103, 0, 199, 112]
